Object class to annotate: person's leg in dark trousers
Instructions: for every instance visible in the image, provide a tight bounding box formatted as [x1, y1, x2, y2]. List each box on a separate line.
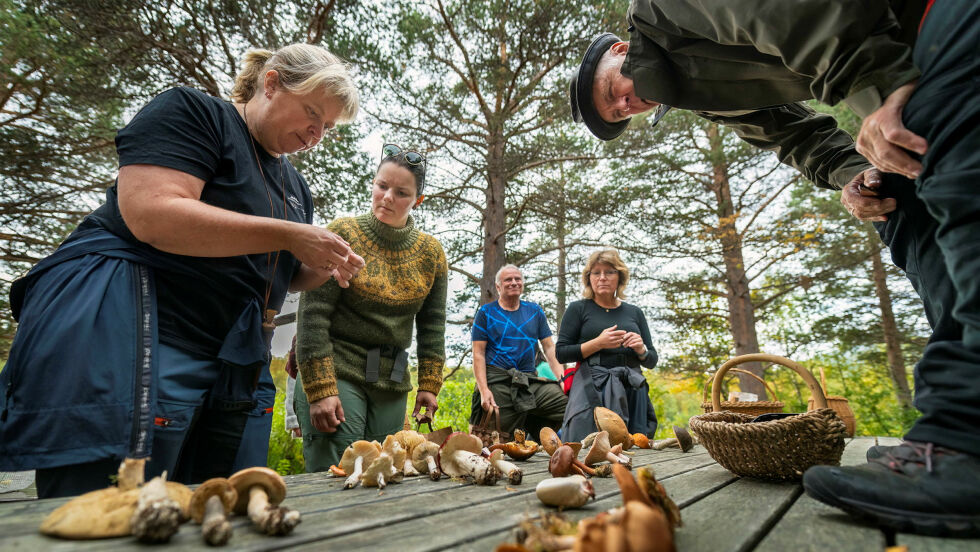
[804, 3, 980, 536]
[524, 380, 568, 437]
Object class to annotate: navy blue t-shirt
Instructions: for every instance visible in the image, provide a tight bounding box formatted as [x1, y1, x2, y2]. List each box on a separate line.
[74, 87, 314, 357]
[471, 300, 553, 373]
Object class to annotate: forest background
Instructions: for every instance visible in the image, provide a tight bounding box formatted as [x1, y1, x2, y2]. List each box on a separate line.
[1, 0, 928, 475]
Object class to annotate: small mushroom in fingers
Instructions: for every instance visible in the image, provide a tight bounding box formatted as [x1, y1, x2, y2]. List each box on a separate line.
[189, 478, 237, 546]
[228, 467, 301, 536]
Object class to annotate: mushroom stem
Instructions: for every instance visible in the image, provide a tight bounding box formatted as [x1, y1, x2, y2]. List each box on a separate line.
[344, 456, 364, 489]
[454, 450, 497, 485]
[572, 458, 596, 476]
[246, 486, 301, 536]
[376, 472, 386, 489]
[202, 494, 232, 546]
[488, 450, 523, 484]
[426, 456, 440, 480]
[652, 438, 678, 450]
[131, 475, 181, 543]
[403, 459, 420, 477]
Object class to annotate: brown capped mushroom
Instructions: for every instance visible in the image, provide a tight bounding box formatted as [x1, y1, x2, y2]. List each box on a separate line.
[40, 486, 141, 539]
[411, 440, 442, 480]
[380, 435, 408, 482]
[130, 474, 182, 543]
[189, 478, 237, 546]
[487, 449, 523, 484]
[583, 431, 632, 469]
[637, 467, 682, 530]
[393, 430, 426, 476]
[565, 442, 583, 457]
[548, 444, 596, 477]
[229, 466, 301, 536]
[535, 475, 595, 508]
[652, 426, 694, 453]
[340, 440, 381, 489]
[539, 427, 562, 456]
[437, 432, 498, 485]
[594, 407, 632, 449]
[632, 433, 651, 449]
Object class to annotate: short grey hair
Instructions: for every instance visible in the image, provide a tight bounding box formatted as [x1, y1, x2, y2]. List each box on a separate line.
[495, 264, 522, 285]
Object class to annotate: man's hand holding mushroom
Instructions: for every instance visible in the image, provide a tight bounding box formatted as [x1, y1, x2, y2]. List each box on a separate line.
[310, 395, 345, 433]
[412, 390, 439, 424]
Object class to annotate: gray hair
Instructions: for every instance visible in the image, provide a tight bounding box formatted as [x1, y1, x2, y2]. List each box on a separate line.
[231, 43, 358, 123]
[495, 264, 522, 285]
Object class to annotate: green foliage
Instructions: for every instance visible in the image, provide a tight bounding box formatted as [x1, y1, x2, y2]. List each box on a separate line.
[266, 358, 305, 475]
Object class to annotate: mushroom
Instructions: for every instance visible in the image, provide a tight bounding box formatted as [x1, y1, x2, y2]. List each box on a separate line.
[565, 442, 583, 457]
[361, 453, 395, 489]
[487, 449, 523, 484]
[632, 433, 651, 449]
[411, 440, 442, 480]
[438, 432, 498, 485]
[535, 475, 595, 508]
[393, 430, 426, 476]
[130, 473, 182, 543]
[652, 426, 694, 453]
[637, 467, 683, 530]
[539, 427, 562, 456]
[583, 431, 632, 469]
[548, 444, 598, 477]
[189, 478, 237, 546]
[39, 460, 191, 540]
[228, 467, 301, 536]
[339, 440, 381, 489]
[488, 429, 539, 461]
[380, 435, 408, 482]
[593, 407, 633, 450]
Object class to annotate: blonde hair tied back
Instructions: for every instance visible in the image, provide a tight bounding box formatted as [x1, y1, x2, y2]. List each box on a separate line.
[231, 43, 359, 123]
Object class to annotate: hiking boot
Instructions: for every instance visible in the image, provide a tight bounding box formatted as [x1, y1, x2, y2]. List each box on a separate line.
[803, 441, 980, 537]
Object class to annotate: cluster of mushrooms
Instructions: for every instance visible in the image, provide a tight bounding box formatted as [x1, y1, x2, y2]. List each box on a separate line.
[39, 459, 300, 545]
[328, 427, 538, 488]
[501, 465, 682, 552]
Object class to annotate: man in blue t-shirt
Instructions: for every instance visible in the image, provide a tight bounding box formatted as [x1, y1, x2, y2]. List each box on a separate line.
[470, 265, 568, 436]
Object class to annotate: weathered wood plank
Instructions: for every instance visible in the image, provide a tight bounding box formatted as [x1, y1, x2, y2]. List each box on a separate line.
[754, 437, 888, 552]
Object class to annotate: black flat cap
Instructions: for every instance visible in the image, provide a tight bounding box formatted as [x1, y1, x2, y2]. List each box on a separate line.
[569, 33, 629, 141]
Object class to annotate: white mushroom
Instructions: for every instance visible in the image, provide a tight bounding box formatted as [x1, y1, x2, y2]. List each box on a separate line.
[411, 440, 442, 480]
[340, 440, 381, 489]
[583, 431, 631, 468]
[380, 435, 408, 482]
[228, 467, 301, 536]
[130, 473, 182, 543]
[361, 453, 395, 489]
[487, 449, 523, 484]
[189, 478, 237, 546]
[393, 430, 426, 476]
[535, 475, 595, 508]
[437, 432, 498, 485]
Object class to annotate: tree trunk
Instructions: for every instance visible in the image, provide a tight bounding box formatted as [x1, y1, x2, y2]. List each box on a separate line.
[866, 227, 914, 409]
[481, 132, 507, 304]
[708, 125, 766, 398]
[556, 166, 568, 328]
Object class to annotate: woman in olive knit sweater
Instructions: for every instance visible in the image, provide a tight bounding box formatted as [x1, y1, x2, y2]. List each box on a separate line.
[293, 144, 447, 471]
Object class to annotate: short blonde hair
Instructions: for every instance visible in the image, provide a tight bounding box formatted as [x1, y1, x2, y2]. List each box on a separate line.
[581, 248, 630, 300]
[231, 43, 359, 123]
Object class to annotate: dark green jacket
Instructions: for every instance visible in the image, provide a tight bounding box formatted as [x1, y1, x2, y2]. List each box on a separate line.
[623, 0, 922, 190]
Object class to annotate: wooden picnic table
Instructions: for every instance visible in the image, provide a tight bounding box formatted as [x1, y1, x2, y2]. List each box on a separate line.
[1, 436, 977, 551]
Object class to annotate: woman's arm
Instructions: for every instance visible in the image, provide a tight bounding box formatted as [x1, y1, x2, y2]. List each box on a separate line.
[635, 307, 658, 369]
[555, 302, 585, 364]
[415, 240, 448, 397]
[117, 164, 363, 285]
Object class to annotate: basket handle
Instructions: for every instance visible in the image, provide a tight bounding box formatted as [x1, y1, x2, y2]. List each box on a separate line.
[711, 354, 828, 412]
[818, 364, 828, 394]
[701, 368, 782, 403]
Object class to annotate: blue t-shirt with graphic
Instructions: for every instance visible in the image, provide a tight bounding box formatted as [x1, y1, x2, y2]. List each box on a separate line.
[471, 300, 552, 373]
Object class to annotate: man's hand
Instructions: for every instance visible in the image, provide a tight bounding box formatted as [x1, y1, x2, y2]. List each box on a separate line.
[856, 82, 927, 179]
[478, 387, 498, 412]
[412, 391, 439, 424]
[309, 395, 345, 433]
[841, 168, 897, 222]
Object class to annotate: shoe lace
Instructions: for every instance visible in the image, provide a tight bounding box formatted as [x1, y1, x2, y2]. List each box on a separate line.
[876, 441, 937, 474]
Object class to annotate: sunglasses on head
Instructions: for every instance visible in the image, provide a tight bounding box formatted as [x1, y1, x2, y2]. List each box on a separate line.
[382, 143, 425, 166]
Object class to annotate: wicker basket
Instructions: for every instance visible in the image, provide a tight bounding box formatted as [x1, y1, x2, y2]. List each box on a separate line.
[700, 368, 784, 417]
[806, 365, 856, 437]
[690, 354, 847, 481]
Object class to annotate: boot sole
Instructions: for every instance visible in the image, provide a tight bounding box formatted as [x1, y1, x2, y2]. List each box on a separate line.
[805, 477, 980, 538]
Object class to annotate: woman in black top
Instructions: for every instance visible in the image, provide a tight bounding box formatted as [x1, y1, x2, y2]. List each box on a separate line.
[556, 248, 659, 442]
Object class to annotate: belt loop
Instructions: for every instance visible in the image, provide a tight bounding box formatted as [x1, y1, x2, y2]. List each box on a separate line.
[390, 350, 409, 383]
[365, 347, 380, 383]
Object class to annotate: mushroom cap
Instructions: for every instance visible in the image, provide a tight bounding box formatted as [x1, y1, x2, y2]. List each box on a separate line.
[565, 442, 583, 457]
[164, 481, 193, 520]
[362, 454, 394, 487]
[437, 432, 483, 473]
[189, 478, 237, 523]
[673, 426, 694, 452]
[583, 431, 612, 465]
[382, 436, 408, 472]
[593, 407, 632, 449]
[631, 433, 651, 449]
[539, 427, 562, 456]
[411, 440, 440, 470]
[394, 429, 426, 454]
[340, 440, 382, 475]
[548, 445, 578, 477]
[228, 467, 286, 514]
[40, 487, 141, 539]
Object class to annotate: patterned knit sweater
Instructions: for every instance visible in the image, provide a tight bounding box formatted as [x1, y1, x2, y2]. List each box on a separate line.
[296, 213, 447, 402]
